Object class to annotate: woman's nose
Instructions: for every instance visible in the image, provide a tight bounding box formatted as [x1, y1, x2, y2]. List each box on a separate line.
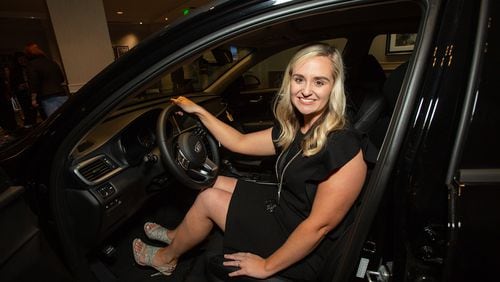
[302, 83, 313, 96]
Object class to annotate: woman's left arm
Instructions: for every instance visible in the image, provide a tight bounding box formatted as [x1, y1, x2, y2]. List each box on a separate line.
[224, 150, 367, 278]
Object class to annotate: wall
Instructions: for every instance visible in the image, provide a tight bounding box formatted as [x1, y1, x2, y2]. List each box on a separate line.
[108, 23, 163, 57]
[370, 34, 411, 73]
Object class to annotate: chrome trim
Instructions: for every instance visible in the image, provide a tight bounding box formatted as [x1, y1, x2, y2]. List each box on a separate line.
[73, 155, 125, 186]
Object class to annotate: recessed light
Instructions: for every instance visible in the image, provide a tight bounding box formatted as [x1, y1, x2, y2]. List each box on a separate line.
[116, 11, 124, 15]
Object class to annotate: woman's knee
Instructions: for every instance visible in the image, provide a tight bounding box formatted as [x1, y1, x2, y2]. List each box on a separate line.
[196, 188, 230, 211]
[212, 176, 238, 193]
[195, 188, 231, 229]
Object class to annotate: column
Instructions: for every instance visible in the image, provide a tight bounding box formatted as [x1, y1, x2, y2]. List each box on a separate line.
[45, 0, 114, 93]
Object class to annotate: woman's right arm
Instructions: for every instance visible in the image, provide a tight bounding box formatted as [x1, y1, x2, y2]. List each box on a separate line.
[171, 96, 276, 156]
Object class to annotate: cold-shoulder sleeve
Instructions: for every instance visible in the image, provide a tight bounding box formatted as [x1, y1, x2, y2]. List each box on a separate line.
[309, 129, 377, 182]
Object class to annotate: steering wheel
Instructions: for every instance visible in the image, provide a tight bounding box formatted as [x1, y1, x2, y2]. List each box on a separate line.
[156, 104, 220, 190]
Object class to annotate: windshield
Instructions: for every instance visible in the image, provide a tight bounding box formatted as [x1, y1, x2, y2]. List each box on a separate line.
[126, 46, 252, 105]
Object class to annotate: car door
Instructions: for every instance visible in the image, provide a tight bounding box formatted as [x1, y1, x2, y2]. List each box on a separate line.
[445, 1, 499, 280]
[0, 168, 72, 281]
[361, 1, 498, 281]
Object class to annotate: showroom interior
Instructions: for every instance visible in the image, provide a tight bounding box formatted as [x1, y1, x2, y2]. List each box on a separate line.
[0, 0, 411, 147]
[1, 0, 410, 94]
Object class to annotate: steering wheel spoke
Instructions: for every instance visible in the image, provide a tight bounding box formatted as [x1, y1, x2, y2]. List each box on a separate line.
[187, 157, 218, 182]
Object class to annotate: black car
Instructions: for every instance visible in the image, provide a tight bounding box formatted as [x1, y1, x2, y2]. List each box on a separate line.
[1, 0, 498, 281]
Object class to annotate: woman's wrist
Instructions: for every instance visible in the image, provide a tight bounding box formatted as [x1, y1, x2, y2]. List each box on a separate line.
[263, 259, 278, 277]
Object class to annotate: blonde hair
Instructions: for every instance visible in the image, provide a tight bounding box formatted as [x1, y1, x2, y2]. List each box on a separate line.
[273, 43, 347, 156]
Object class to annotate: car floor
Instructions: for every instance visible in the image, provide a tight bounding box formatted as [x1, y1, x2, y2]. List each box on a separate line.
[90, 184, 219, 282]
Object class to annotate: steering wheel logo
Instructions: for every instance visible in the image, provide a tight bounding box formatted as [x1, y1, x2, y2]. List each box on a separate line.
[194, 141, 202, 153]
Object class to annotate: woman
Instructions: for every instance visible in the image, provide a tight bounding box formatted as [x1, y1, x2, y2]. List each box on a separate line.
[132, 43, 375, 280]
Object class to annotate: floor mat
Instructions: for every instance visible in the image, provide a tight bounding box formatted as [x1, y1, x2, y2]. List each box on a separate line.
[92, 185, 210, 281]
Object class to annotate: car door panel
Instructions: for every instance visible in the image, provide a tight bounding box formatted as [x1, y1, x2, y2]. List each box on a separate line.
[0, 185, 39, 279]
[231, 89, 276, 133]
[0, 171, 73, 280]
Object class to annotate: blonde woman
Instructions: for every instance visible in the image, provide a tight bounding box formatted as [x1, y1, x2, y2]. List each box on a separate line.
[132, 43, 375, 280]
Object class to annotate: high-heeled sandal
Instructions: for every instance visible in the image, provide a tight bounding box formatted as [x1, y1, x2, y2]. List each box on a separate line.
[132, 238, 177, 276]
[144, 222, 172, 244]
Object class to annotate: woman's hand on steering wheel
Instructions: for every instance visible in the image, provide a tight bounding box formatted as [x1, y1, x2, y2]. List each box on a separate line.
[171, 96, 204, 115]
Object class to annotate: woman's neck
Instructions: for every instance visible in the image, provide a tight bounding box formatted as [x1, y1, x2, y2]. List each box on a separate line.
[301, 115, 320, 133]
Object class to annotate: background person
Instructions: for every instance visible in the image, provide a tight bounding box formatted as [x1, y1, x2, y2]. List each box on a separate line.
[0, 64, 18, 135]
[132, 43, 376, 280]
[25, 43, 68, 117]
[10, 52, 37, 128]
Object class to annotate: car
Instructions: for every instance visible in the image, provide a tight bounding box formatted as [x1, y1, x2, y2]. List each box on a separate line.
[0, 0, 498, 281]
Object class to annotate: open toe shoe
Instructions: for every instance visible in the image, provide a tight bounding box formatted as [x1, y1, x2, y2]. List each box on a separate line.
[132, 238, 176, 276]
[144, 222, 172, 244]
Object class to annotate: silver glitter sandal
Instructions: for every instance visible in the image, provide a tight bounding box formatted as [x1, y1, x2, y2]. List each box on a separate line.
[132, 238, 176, 276]
[144, 222, 172, 244]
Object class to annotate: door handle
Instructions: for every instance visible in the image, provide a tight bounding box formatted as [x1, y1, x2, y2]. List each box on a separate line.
[249, 96, 263, 103]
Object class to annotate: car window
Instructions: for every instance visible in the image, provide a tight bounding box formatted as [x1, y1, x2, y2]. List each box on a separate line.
[125, 46, 252, 104]
[244, 38, 347, 89]
[369, 33, 413, 76]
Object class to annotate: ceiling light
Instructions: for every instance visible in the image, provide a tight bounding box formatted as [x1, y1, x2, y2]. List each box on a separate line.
[116, 11, 124, 15]
[139, 21, 143, 24]
[165, 17, 168, 21]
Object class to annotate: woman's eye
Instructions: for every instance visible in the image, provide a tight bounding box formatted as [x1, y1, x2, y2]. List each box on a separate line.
[294, 77, 303, 83]
[315, 80, 325, 87]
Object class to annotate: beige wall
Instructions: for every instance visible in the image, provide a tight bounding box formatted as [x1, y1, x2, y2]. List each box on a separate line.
[370, 34, 411, 73]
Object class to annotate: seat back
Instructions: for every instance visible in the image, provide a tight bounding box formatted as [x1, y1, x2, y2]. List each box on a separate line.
[366, 61, 409, 148]
[350, 55, 387, 134]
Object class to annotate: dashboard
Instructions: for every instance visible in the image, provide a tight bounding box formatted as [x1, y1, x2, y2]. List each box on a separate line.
[66, 96, 225, 246]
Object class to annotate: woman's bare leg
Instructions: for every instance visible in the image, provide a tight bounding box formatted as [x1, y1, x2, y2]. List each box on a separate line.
[166, 175, 237, 240]
[134, 175, 238, 267]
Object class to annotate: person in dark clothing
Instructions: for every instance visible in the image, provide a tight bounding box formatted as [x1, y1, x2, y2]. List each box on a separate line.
[10, 52, 37, 128]
[25, 43, 68, 117]
[131, 43, 376, 280]
[0, 65, 18, 133]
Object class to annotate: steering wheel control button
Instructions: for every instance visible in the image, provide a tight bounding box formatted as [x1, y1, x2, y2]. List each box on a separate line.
[143, 153, 159, 163]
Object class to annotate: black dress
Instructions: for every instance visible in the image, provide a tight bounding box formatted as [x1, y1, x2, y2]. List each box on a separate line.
[224, 125, 376, 281]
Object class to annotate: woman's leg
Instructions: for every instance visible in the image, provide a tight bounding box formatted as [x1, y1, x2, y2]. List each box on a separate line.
[134, 175, 238, 267]
[158, 175, 237, 240]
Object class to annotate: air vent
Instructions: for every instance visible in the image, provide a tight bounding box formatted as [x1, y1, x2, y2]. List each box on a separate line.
[74, 155, 122, 185]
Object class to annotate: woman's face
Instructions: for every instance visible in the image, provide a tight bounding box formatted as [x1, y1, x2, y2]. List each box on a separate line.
[290, 55, 334, 124]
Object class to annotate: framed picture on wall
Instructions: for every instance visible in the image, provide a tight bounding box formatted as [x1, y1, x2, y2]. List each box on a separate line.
[386, 33, 417, 55]
[113, 45, 129, 59]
